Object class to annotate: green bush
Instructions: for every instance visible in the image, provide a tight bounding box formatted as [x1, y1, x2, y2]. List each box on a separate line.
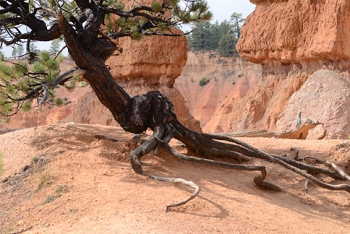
[199, 77, 210, 86]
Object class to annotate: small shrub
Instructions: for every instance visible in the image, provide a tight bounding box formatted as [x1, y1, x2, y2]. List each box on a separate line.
[31, 156, 39, 163]
[2, 226, 14, 234]
[47, 126, 54, 131]
[43, 194, 61, 204]
[55, 184, 69, 194]
[36, 171, 54, 191]
[199, 77, 210, 86]
[43, 184, 68, 204]
[238, 73, 244, 78]
[79, 81, 88, 87]
[54, 98, 64, 107]
[334, 142, 350, 151]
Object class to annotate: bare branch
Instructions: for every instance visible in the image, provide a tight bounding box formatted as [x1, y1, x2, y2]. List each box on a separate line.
[148, 174, 200, 212]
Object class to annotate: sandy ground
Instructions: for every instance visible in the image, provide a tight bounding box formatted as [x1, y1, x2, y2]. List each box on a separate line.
[1, 123, 350, 234]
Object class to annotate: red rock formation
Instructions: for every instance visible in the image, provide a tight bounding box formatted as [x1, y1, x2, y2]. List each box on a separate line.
[232, 0, 350, 138]
[106, 0, 187, 84]
[238, 0, 350, 67]
[107, 32, 187, 86]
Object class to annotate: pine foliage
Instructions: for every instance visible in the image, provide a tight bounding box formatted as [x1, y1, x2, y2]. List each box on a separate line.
[0, 51, 62, 116]
[0, 0, 212, 119]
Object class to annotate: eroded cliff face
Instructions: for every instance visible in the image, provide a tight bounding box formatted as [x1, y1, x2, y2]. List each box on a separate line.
[106, 31, 187, 86]
[175, 51, 262, 133]
[232, 0, 350, 138]
[238, 0, 350, 68]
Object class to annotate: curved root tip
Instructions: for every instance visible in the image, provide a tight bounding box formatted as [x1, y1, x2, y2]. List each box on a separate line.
[130, 154, 144, 175]
[140, 161, 152, 166]
[148, 175, 200, 212]
[254, 177, 283, 192]
[163, 179, 200, 212]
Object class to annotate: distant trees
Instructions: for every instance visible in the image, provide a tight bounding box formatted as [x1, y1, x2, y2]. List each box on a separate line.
[6, 41, 60, 59]
[49, 39, 62, 56]
[188, 13, 245, 57]
[10, 44, 24, 58]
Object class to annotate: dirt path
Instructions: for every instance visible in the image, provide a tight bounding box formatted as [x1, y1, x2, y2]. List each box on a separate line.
[1, 124, 350, 233]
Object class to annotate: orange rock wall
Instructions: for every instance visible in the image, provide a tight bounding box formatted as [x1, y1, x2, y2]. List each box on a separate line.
[106, 0, 187, 86]
[106, 33, 188, 86]
[238, 0, 350, 67]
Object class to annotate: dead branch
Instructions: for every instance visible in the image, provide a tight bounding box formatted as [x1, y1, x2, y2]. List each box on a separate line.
[223, 119, 323, 139]
[92, 134, 119, 142]
[147, 174, 200, 212]
[325, 161, 350, 181]
[291, 147, 350, 181]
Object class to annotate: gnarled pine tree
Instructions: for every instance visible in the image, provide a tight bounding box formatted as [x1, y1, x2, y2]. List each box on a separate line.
[0, 0, 349, 210]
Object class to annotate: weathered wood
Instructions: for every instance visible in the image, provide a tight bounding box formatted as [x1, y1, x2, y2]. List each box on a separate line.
[222, 120, 323, 139]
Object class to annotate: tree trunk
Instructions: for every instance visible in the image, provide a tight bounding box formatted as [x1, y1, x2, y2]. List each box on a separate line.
[56, 12, 350, 210]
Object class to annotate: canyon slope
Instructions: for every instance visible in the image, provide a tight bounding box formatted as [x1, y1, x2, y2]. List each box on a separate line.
[4, 0, 350, 139]
[174, 51, 261, 133]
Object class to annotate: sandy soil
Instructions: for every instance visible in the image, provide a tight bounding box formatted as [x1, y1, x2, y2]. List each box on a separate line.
[1, 123, 350, 233]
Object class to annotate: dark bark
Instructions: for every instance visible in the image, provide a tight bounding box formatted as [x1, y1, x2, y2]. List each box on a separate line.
[55, 10, 350, 204]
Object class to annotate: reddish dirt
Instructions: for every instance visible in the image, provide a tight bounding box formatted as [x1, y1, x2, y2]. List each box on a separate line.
[1, 123, 350, 233]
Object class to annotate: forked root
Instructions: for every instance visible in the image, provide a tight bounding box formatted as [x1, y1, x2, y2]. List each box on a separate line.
[130, 125, 202, 211]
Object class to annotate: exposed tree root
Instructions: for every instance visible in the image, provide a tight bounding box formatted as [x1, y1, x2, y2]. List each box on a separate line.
[157, 137, 282, 192]
[125, 91, 350, 210]
[128, 120, 350, 210]
[325, 161, 350, 181]
[291, 146, 350, 191]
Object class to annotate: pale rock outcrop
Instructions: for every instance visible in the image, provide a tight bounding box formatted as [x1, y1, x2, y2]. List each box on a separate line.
[276, 70, 350, 139]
